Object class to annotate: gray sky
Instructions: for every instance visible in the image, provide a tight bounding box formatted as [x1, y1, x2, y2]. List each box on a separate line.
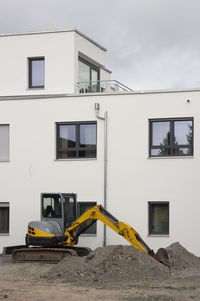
[1, 0, 200, 91]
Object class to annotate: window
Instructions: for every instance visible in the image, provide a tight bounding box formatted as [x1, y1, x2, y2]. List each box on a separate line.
[56, 122, 97, 159]
[63, 196, 77, 228]
[0, 125, 9, 161]
[28, 57, 45, 88]
[79, 202, 97, 234]
[148, 202, 169, 235]
[149, 118, 193, 157]
[42, 194, 76, 228]
[78, 57, 100, 93]
[0, 203, 9, 234]
[42, 194, 62, 218]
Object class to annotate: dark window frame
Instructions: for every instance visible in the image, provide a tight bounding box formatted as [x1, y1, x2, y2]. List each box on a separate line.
[148, 201, 169, 235]
[78, 56, 100, 93]
[56, 121, 97, 159]
[78, 56, 100, 82]
[28, 57, 45, 88]
[0, 124, 9, 162]
[0, 202, 9, 234]
[79, 201, 97, 234]
[149, 117, 194, 157]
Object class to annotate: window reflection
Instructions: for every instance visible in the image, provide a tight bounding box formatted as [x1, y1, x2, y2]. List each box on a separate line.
[78, 61, 90, 83]
[174, 121, 192, 145]
[78, 57, 100, 93]
[31, 60, 45, 87]
[152, 122, 170, 146]
[151, 148, 170, 156]
[149, 202, 169, 235]
[29, 57, 45, 88]
[59, 125, 76, 149]
[150, 118, 193, 157]
[57, 122, 97, 159]
[80, 124, 96, 147]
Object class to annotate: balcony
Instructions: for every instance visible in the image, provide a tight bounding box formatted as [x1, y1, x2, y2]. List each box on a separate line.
[75, 80, 133, 94]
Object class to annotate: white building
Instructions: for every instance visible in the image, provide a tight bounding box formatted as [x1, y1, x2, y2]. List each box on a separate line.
[0, 29, 199, 256]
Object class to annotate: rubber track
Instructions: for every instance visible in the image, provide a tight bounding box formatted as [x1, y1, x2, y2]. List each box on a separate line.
[12, 247, 91, 263]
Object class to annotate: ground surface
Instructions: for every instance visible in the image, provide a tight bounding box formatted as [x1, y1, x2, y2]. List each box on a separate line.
[0, 243, 200, 301]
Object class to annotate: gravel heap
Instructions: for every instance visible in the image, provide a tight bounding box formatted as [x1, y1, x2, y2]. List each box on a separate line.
[42, 245, 169, 287]
[166, 242, 200, 271]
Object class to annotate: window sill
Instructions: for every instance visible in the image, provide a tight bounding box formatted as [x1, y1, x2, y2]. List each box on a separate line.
[147, 156, 194, 159]
[54, 158, 97, 162]
[26, 87, 45, 90]
[0, 160, 10, 162]
[147, 234, 170, 237]
[80, 234, 97, 237]
[0, 233, 10, 236]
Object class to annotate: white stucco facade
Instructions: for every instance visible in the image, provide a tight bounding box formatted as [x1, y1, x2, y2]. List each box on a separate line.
[0, 30, 199, 256]
[0, 29, 110, 96]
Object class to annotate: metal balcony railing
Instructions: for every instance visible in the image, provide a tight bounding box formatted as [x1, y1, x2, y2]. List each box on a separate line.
[75, 80, 133, 94]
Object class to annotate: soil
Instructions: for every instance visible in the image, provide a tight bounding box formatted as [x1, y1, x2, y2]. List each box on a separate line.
[0, 242, 200, 301]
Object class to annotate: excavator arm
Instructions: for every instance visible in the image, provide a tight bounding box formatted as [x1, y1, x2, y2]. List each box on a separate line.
[64, 205, 155, 257]
[10, 203, 169, 265]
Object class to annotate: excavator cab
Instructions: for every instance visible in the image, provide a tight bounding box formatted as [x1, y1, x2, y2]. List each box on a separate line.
[26, 193, 78, 247]
[42, 193, 78, 230]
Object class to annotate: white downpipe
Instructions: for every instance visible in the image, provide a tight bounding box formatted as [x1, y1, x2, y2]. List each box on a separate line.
[95, 103, 108, 247]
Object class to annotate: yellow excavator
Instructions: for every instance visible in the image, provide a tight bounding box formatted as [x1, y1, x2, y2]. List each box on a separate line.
[9, 193, 169, 266]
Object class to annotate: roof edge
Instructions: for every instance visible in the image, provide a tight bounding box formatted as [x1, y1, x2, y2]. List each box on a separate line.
[0, 28, 107, 51]
[1, 87, 200, 101]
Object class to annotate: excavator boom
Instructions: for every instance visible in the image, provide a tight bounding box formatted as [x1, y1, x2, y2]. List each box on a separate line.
[64, 205, 155, 256]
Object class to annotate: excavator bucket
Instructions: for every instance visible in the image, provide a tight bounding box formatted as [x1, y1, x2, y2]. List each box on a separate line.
[155, 248, 170, 267]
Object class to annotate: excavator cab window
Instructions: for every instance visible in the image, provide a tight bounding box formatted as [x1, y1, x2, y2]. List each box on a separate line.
[41, 193, 77, 229]
[42, 194, 62, 218]
[63, 196, 77, 228]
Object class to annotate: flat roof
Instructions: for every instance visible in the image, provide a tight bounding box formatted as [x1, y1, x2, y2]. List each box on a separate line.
[0, 28, 107, 52]
[0, 87, 200, 101]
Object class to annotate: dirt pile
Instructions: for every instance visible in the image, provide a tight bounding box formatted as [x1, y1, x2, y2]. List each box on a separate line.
[1, 242, 200, 300]
[166, 242, 200, 271]
[42, 245, 169, 287]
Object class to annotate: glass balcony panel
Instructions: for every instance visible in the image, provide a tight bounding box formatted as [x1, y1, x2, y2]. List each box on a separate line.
[76, 80, 132, 94]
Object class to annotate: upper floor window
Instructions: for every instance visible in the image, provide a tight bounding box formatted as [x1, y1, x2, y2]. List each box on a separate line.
[149, 118, 193, 157]
[56, 121, 97, 159]
[0, 124, 9, 161]
[28, 57, 45, 88]
[78, 57, 100, 93]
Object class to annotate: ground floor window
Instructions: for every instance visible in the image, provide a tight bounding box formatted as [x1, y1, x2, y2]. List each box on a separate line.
[0, 203, 9, 234]
[148, 202, 169, 235]
[0, 124, 9, 161]
[79, 202, 97, 234]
